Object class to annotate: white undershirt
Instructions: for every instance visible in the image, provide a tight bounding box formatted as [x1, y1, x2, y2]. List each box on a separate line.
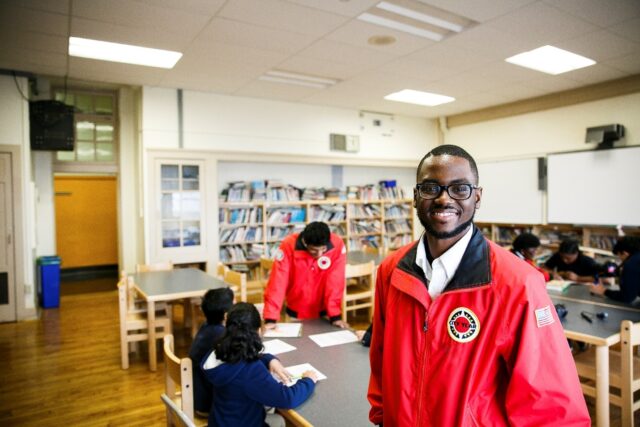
[415, 226, 474, 300]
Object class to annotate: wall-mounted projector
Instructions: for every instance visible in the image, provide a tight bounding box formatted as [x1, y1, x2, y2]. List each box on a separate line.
[585, 124, 624, 150]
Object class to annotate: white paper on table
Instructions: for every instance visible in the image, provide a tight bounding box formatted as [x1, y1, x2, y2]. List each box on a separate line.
[263, 339, 297, 355]
[308, 330, 359, 347]
[283, 363, 327, 385]
[263, 323, 302, 338]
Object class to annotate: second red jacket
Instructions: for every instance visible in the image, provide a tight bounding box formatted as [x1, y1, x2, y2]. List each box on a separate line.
[263, 233, 346, 321]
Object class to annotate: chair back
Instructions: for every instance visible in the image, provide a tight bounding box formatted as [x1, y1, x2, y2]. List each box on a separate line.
[342, 261, 376, 322]
[163, 334, 195, 421]
[620, 320, 640, 427]
[362, 246, 380, 256]
[136, 261, 174, 273]
[215, 262, 229, 280]
[259, 256, 274, 281]
[161, 393, 197, 427]
[224, 269, 247, 303]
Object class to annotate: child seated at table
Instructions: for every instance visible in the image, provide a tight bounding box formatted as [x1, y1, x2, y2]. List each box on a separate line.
[202, 303, 317, 427]
[189, 287, 234, 416]
[510, 232, 550, 281]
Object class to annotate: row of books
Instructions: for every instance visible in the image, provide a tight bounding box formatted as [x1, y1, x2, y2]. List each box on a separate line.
[266, 208, 306, 224]
[309, 205, 346, 222]
[220, 226, 263, 243]
[219, 207, 263, 225]
[385, 219, 412, 233]
[349, 236, 381, 250]
[384, 205, 411, 218]
[268, 224, 306, 240]
[350, 220, 382, 234]
[348, 203, 381, 218]
[220, 244, 265, 262]
[386, 234, 413, 248]
[222, 180, 409, 202]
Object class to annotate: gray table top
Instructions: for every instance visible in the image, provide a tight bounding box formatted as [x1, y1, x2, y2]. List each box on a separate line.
[347, 251, 385, 266]
[548, 283, 640, 312]
[272, 320, 371, 427]
[131, 268, 227, 302]
[549, 295, 640, 345]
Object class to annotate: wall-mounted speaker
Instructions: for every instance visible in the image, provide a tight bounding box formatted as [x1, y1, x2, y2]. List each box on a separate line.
[29, 100, 75, 151]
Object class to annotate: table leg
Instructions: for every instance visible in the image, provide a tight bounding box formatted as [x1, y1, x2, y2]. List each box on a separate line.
[148, 300, 157, 372]
[595, 344, 610, 427]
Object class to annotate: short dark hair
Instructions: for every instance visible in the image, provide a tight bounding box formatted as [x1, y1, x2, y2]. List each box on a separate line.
[201, 287, 234, 325]
[613, 236, 640, 256]
[416, 144, 479, 184]
[301, 221, 330, 246]
[215, 302, 263, 364]
[559, 239, 580, 255]
[512, 232, 541, 252]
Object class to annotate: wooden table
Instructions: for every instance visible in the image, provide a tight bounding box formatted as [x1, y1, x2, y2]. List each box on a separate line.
[131, 268, 227, 371]
[548, 290, 640, 427]
[273, 320, 371, 427]
[549, 283, 640, 312]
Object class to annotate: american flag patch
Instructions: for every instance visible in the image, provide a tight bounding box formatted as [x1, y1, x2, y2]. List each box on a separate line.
[535, 306, 555, 328]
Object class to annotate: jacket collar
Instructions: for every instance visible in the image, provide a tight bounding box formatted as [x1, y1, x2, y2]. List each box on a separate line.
[294, 233, 335, 252]
[397, 225, 492, 293]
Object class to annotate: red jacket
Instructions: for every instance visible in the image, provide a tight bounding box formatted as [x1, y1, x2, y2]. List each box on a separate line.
[368, 227, 589, 427]
[263, 233, 346, 321]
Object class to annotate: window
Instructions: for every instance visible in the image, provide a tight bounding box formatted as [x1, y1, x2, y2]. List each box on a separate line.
[160, 163, 202, 248]
[53, 90, 117, 167]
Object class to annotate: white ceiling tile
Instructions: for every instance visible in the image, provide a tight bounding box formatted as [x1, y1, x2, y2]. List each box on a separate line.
[487, 2, 599, 45]
[198, 17, 317, 55]
[276, 56, 362, 80]
[0, 30, 67, 55]
[284, 0, 379, 17]
[72, 0, 211, 38]
[134, 0, 226, 16]
[69, 57, 166, 85]
[373, 58, 458, 83]
[603, 52, 640, 74]
[324, 19, 435, 56]
[404, 43, 494, 73]
[0, 5, 69, 36]
[520, 74, 584, 93]
[562, 63, 628, 84]
[219, 0, 348, 37]
[415, 0, 537, 23]
[0, 46, 67, 74]
[12, 0, 70, 15]
[609, 17, 640, 43]
[71, 17, 191, 51]
[297, 39, 396, 71]
[443, 25, 536, 60]
[161, 71, 254, 94]
[185, 40, 289, 70]
[556, 29, 640, 62]
[234, 79, 321, 101]
[543, 0, 640, 27]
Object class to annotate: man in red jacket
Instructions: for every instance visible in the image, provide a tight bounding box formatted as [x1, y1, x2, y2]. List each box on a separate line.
[368, 145, 589, 426]
[263, 221, 348, 329]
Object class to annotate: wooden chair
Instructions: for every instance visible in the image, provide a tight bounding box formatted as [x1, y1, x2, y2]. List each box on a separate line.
[215, 262, 229, 279]
[161, 393, 196, 427]
[224, 269, 247, 303]
[341, 261, 376, 323]
[573, 320, 640, 426]
[163, 335, 208, 427]
[118, 276, 171, 369]
[135, 261, 174, 273]
[363, 245, 380, 256]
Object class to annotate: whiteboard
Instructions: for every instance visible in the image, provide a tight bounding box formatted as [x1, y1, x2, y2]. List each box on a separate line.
[547, 146, 640, 226]
[475, 158, 543, 224]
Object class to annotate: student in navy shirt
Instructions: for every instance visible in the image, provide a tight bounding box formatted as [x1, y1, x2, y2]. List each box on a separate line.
[543, 238, 600, 283]
[590, 236, 640, 304]
[188, 287, 234, 415]
[202, 303, 317, 427]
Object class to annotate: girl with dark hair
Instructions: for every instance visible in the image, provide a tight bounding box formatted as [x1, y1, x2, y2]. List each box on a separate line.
[202, 303, 317, 427]
[590, 236, 640, 303]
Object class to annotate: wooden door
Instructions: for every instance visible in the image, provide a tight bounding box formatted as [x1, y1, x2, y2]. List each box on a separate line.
[0, 153, 15, 321]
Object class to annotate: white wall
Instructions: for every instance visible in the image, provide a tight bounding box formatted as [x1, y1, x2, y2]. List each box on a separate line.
[445, 93, 640, 162]
[0, 75, 36, 317]
[142, 87, 435, 161]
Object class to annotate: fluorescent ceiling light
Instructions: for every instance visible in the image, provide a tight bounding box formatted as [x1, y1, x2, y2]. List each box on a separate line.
[259, 70, 338, 89]
[505, 45, 595, 75]
[376, 1, 463, 32]
[68, 36, 182, 69]
[358, 13, 443, 41]
[384, 89, 455, 106]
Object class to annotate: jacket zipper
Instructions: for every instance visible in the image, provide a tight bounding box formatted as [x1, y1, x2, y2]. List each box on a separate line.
[415, 309, 429, 426]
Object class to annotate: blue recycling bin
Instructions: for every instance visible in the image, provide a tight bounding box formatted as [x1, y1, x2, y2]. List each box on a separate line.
[37, 256, 61, 308]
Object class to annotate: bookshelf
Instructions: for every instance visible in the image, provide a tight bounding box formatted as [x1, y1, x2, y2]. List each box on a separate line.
[218, 198, 415, 272]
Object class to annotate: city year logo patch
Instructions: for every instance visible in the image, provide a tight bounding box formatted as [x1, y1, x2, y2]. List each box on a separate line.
[317, 256, 331, 270]
[275, 249, 285, 261]
[447, 307, 480, 343]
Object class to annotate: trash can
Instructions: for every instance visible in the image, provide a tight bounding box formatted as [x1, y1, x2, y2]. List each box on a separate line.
[37, 256, 61, 308]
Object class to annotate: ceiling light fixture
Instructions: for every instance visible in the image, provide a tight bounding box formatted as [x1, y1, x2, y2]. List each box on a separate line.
[358, 13, 444, 41]
[68, 37, 182, 69]
[376, 1, 463, 32]
[384, 89, 455, 106]
[505, 45, 596, 75]
[259, 70, 338, 89]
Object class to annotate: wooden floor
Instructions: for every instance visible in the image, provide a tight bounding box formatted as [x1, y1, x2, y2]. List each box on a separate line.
[0, 280, 629, 426]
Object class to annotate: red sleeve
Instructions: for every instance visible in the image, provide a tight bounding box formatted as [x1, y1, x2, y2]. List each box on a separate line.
[368, 257, 390, 425]
[263, 239, 292, 322]
[323, 237, 346, 318]
[502, 272, 590, 426]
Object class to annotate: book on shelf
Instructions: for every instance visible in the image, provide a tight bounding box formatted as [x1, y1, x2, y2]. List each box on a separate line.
[301, 187, 326, 201]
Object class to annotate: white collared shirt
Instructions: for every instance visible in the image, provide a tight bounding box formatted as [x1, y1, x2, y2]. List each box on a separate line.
[415, 226, 474, 300]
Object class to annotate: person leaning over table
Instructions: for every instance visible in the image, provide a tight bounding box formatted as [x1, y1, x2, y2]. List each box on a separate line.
[589, 236, 640, 303]
[542, 238, 600, 283]
[262, 221, 349, 329]
[367, 144, 589, 426]
[510, 232, 550, 281]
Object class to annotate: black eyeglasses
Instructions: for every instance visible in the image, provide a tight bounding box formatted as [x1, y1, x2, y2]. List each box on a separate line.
[416, 182, 480, 200]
